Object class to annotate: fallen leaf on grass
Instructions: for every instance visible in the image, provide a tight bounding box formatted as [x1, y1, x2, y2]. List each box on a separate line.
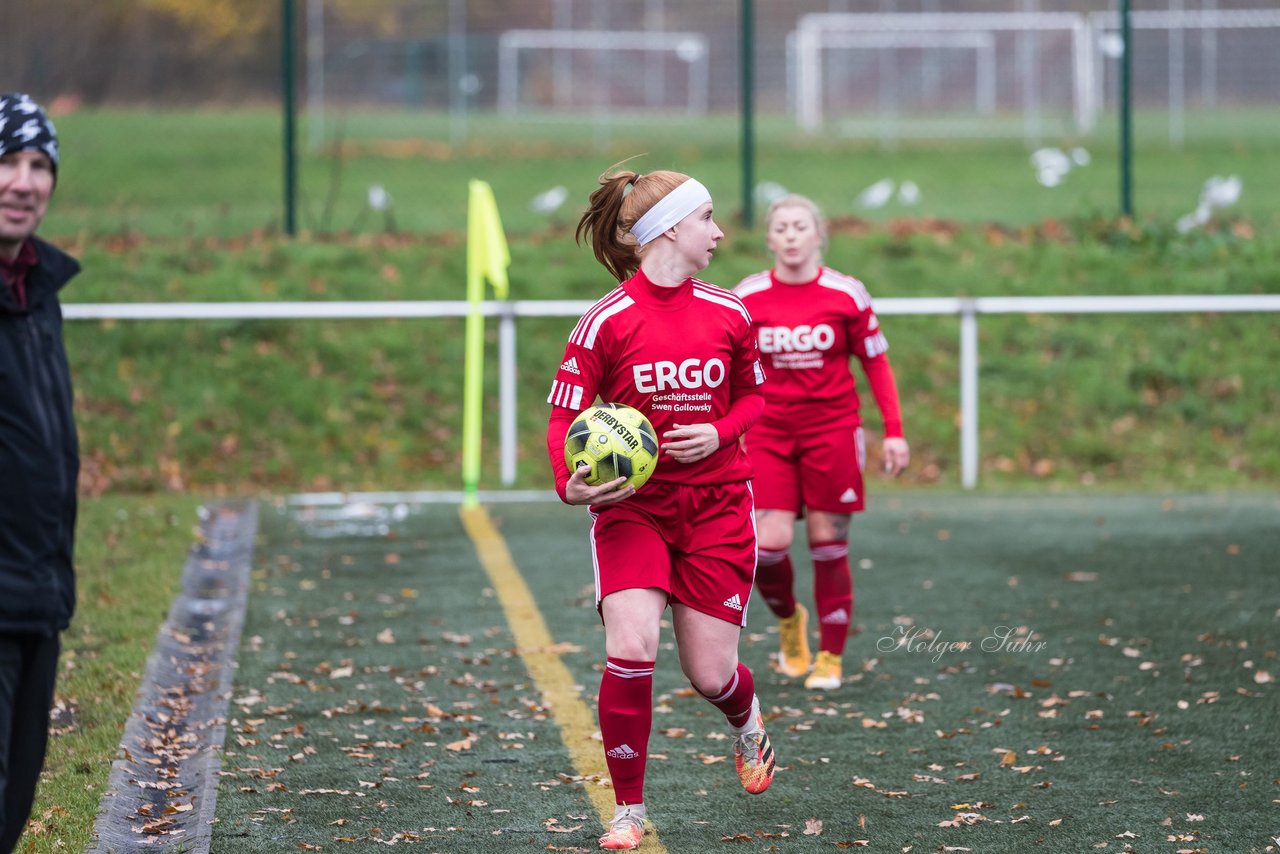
[803, 818, 823, 835]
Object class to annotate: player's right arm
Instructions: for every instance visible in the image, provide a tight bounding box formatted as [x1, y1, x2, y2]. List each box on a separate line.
[546, 317, 632, 505]
[545, 406, 632, 505]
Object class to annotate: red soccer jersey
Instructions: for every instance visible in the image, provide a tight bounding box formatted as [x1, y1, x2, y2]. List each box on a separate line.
[546, 269, 766, 495]
[733, 267, 903, 437]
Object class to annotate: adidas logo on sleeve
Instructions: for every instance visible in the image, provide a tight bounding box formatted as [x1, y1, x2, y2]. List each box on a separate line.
[560, 356, 581, 374]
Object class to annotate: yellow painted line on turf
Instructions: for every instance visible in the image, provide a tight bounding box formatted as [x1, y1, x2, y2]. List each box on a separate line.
[460, 505, 666, 852]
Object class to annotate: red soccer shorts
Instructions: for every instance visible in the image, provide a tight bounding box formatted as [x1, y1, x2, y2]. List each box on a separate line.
[589, 480, 758, 627]
[747, 420, 866, 514]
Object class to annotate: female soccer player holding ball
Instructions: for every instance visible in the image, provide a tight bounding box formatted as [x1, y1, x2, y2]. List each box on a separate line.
[546, 165, 773, 850]
[734, 194, 910, 691]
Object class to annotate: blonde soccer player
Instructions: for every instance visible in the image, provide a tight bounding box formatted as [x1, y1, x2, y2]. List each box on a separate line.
[546, 164, 775, 850]
[733, 194, 909, 690]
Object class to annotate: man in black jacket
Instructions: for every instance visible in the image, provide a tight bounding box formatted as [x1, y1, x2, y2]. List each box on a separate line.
[0, 92, 80, 854]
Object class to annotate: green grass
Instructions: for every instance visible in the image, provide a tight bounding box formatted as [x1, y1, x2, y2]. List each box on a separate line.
[43, 107, 1280, 239]
[23, 494, 202, 854]
[34, 105, 1278, 495]
[211, 493, 1279, 852]
[61, 220, 1280, 495]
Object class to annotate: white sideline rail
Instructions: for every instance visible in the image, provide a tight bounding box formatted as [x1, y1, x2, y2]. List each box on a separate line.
[64, 295, 1280, 490]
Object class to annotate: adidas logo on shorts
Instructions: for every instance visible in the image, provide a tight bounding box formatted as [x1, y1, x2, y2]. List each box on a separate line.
[606, 743, 641, 760]
[820, 607, 850, 625]
[723, 593, 744, 611]
[839, 487, 858, 503]
[560, 356, 581, 375]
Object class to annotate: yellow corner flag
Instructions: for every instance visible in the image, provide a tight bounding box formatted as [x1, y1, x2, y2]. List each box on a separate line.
[462, 180, 511, 506]
[467, 179, 510, 301]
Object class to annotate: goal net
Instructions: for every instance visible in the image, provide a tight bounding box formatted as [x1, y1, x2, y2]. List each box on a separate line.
[792, 9, 1280, 145]
[496, 29, 709, 116]
[792, 12, 1092, 143]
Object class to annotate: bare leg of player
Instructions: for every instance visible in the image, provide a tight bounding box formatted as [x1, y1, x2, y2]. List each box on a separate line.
[673, 605, 776, 795]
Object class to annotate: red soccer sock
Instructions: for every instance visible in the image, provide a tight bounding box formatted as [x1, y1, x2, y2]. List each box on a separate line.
[599, 657, 654, 805]
[811, 540, 853, 655]
[755, 548, 796, 618]
[697, 661, 757, 729]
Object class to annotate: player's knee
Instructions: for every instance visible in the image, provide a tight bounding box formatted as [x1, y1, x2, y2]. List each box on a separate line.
[605, 628, 660, 661]
[686, 664, 736, 698]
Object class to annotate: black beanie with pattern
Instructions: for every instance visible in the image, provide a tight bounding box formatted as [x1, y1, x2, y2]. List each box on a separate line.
[0, 93, 60, 180]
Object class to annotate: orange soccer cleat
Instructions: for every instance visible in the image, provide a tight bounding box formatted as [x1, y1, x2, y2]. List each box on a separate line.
[733, 705, 776, 795]
[776, 604, 813, 678]
[803, 651, 843, 691]
[598, 804, 646, 850]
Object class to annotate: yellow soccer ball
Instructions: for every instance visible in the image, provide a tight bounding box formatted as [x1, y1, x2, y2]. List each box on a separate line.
[564, 402, 659, 490]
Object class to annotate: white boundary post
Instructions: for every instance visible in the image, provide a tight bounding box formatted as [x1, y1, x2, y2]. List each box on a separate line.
[959, 300, 980, 491]
[499, 306, 518, 485]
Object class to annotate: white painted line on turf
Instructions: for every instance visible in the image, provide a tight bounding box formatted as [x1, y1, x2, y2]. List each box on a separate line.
[460, 505, 666, 852]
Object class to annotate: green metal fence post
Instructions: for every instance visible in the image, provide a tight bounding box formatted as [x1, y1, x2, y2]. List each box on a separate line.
[1119, 0, 1134, 218]
[282, 0, 298, 236]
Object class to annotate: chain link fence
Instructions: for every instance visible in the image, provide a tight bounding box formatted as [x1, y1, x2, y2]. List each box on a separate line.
[6, 0, 1278, 236]
[7, 0, 1279, 145]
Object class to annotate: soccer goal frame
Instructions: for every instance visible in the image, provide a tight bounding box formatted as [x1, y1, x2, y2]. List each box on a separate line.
[496, 29, 709, 116]
[790, 30, 998, 129]
[792, 12, 1094, 138]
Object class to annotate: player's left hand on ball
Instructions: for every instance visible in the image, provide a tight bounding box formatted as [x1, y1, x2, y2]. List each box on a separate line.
[565, 463, 634, 506]
[662, 423, 720, 464]
[882, 437, 910, 477]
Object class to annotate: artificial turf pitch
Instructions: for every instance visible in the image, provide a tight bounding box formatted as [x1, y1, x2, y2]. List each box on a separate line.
[210, 493, 1278, 853]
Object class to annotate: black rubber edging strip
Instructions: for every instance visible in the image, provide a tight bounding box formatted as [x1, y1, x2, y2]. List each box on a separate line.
[87, 500, 257, 853]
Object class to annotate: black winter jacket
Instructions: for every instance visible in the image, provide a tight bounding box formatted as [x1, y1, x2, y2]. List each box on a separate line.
[0, 236, 80, 634]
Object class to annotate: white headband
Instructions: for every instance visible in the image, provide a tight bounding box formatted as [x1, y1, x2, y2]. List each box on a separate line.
[629, 179, 712, 246]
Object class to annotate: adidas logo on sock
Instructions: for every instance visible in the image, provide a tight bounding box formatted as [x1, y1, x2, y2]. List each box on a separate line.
[560, 356, 581, 374]
[723, 593, 744, 611]
[606, 743, 641, 760]
[820, 608, 850, 625]
[839, 487, 858, 503]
